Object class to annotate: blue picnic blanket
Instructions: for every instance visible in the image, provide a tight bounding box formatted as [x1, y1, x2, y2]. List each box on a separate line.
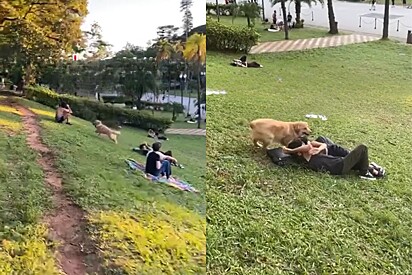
[125, 159, 199, 193]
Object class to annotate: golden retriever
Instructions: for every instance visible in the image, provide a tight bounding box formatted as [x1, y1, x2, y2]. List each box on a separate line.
[250, 119, 311, 149]
[93, 120, 121, 144]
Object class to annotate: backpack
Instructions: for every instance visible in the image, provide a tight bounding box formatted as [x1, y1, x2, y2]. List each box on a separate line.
[266, 147, 296, 167]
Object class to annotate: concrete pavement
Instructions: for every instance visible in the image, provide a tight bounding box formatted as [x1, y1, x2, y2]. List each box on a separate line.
[265, 0, 412, 41]
[250, 34, 380, 54]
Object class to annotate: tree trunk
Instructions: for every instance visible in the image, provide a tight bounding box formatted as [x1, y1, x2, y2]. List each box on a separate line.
[187, 82, 192, 117]
[281, 0, 289, 39]
[382, 0, 390, 39]
[327, 0, 338, 34]
[216, 0, 220, 22]
[261, 0, 265, 21]
[247, 16, 251, 27]
[295, 0, 301, 25]
[197, 72, 201, 129]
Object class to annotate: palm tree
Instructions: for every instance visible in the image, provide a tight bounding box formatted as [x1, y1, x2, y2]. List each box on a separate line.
[216, 0, 220, 22]
[155, 39, 174, 97]
[173, 41, 186, 107]
[237, 1, 261, 27]
[183, 33, 206, 129]
[271, 0, 323, 28]
[280, 0, 289, 39]
[327, 0, 338, 34]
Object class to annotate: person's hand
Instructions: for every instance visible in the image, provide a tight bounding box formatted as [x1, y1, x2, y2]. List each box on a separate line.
[309, 147, 322, 155]
[282, 146, 290, 153]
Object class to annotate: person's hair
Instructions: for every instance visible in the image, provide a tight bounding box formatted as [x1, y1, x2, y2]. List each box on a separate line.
[287, 139, 303, 150]
[59, 101, 68, 108]
[152, 142, 162, 151]
[299, 135, 309, 144]
[139, 143, 148, 150]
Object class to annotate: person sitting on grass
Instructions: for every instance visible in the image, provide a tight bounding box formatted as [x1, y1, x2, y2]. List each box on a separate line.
[283, 137, 385, 180]
[55, 101, 73, 125]
[145, 142, 178, 179]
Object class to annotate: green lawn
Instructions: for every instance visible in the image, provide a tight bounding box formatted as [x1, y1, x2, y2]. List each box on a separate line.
[0, 97, 206, 274]
[145, 110, 206, 129]
[206, 40, 412, 274]
[0, 99, 59, 274]
[209, 15, 339, 43]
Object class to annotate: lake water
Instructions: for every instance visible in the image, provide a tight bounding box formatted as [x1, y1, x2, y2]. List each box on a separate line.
[141, 92, 205, 117]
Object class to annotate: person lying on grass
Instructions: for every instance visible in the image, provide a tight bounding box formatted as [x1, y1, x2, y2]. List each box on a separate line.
[145, 142, 179, 179]
[55, 101, 73, 125]
[282, 137, 385, 180]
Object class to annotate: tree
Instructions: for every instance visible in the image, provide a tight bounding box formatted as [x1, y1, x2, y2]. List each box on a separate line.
[327, 0, 338, 34]
[183, 33, 206, 129]
[119, 58, 157, 108]
[180, 0, 193, 38]
[236, 2, 261, 27]
[0, 0, 87, 89]
[180, 0, 193, 109]
[271, 0, 323, 28]
[82, 22, 112, 60]
[280, 0, 289, 39]
[382, 0, 390, 39]
[216, 0, 220, 22]
[155, 39, 174, 97]
[155, 25, 180, 44]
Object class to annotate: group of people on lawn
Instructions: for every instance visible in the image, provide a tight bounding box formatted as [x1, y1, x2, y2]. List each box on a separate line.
[55, 100, 178, 179]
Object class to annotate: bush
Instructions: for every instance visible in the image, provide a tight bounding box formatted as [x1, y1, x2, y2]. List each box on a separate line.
[295, 19, 305, 28]
[25, 86, 173, 131]
[207, 18, 260, 53]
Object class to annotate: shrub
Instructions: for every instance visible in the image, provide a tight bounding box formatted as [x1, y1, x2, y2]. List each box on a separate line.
[101, 96, 185, 113]
[207, 18, 260, 53]
[295, 19, 305, 28]
[25, 86, 173, 131]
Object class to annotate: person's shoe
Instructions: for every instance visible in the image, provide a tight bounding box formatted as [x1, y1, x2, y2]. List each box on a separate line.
[66, 122, 72, 125]
[359, 171, 376, 180]
[370, 162, 383, 171]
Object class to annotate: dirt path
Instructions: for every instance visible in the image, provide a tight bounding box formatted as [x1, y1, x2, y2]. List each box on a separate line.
[7, 100, 100, 274]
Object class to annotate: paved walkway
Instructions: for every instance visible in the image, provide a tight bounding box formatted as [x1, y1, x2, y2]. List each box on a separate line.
[265, 0, 412, 41]
[250, 34, 380, 54]
[165, 128, 206, 136]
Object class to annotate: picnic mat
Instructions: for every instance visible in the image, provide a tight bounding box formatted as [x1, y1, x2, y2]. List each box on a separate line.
[125, 158, 199, 193]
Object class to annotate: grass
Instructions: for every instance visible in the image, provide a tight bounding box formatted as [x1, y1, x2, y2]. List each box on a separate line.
[206, 40, 412, 274]
[0, 98, 206, 274]
[145, 110, 206, 129]
[0, 103, 59, 274]
[209, 15, 339, 43]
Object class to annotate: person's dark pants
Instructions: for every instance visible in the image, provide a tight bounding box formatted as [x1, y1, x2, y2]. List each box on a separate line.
[341, 145, 369, 175]
[315, 136, 350, 157]
[328, 144, 350, 157]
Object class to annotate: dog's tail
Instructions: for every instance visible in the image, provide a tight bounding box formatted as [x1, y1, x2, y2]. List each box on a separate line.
[112, 130, 121, 135]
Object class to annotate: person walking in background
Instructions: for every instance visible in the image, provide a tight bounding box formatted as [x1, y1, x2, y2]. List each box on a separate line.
[272, 10, 277, 24]
[392, 0, 395, 6]
[370, 0, 376, 10]
[287, 12, 293, 28]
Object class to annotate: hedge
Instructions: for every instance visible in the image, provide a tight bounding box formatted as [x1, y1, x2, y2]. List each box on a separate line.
[25, 86, 173, 131]
[206, 18, 260, 53]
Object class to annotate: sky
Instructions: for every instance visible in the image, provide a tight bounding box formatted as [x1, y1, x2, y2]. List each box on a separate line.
[82, 0, 206, 52]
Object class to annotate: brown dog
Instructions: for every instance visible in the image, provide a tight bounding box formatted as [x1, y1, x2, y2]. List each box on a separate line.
[93, 120, 121, 144]
[250, 119, 311, 149]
